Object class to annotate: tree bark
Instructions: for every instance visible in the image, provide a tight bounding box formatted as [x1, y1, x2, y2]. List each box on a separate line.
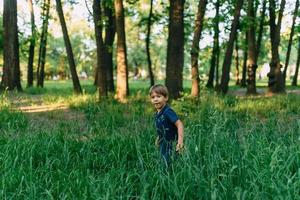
[235, 32, 240, 85]
[166, 0, 185, 99]
[206, 0, 220, 89]
[146, 0, 155, 86]
[104, 3, 116, 92]
[190, 0, 207, 97]
[255, 0, 266, 62]
[219, 0, 244, 94]
[27, 0, 36, 88]
[37, 0, 50, 88]
[56, 0, 82, 94]
[240, 32, 248, 87]
[292, 37, 300, 86]
[1, 0, 22, 91]
[268, 0, 286, 93]
[93, 0, 107, 98]
[283, 0, 299, 84]
[246, 0, 257, 95]
[115, 0, 129, 101]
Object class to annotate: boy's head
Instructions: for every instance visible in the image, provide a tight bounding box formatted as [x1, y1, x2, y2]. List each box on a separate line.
[149, 84, 169, 111]
[149, 84, 169, 97]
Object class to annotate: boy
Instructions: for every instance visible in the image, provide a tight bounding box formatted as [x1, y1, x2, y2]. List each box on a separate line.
[149, 84, 184, 167]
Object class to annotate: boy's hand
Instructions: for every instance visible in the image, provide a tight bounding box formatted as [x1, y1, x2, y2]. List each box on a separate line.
[155, 137, 160, 148]
[176, 142, 184, 154]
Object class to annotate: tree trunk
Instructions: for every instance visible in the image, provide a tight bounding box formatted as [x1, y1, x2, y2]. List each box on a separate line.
[255, 0, 266, 62]
[246, 0, 257, 95]
[56, 0, 82, 94]
[104, 3, 116, 92]
[240, 32, 248, 87]
[292, 37, 300, 86]
[37, 0, 50, 88]
[27, 0, 36, 88]
[190, 0, 207, 97]
[235, 32, 240, 85]
[93, 0, 107, 98]
[268, 0, 286, 93]
[219, 0, 244, 94]
[146, 0, 155, 86]
[114, 0, 129, 101]
[166, 0, 185, 99]
[283, 0, 299, 84]
[206, 0, 220, 89]
[1, 0, 22, 91]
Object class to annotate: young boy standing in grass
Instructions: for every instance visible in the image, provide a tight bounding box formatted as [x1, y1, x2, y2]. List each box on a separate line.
[149, 84, 184, 167]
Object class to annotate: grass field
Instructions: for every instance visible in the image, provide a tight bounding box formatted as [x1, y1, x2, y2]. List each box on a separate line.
[0, 80, 300, 199]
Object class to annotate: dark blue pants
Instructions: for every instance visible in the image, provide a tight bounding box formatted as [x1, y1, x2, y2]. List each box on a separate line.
[159, 139, 173, 167]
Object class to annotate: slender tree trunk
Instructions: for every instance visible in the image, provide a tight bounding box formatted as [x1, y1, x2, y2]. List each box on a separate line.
[246, 0, 257, 95]
[240, 32, 248, 87]
[190, 0, 207, 97]
[93, 0, 107, 98]
[166, 0, 185, 99]
[1, 0, 22, 91]
[292, 37, 300, 86]
[206, 0, 220, 89]
[27, 0, 36, 87]
[215, 40, 220, 87]
[283, 0, 299, 84]
[268, 0, 286, 93]
[104, 3, 116, 92]
[37, 0, 50, 88]
[115, 0, 129, 101]
[206, 0, 219, 89]
[255, 0, 266, 62]
[219, 0, 244, 94]
[235, 33, 240, 85]
[146, 0, 155, 86]
[215, 2, 220, 88]
[56, 0, 82, 94]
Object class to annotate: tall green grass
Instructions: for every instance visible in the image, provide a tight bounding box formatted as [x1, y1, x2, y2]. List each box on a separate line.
[0, 82, 300, 199]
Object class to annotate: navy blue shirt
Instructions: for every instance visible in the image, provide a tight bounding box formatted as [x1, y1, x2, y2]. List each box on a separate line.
[154, 105, 179, 141]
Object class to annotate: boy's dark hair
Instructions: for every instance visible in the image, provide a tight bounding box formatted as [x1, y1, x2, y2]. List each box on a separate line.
[149, 84, 169, 97]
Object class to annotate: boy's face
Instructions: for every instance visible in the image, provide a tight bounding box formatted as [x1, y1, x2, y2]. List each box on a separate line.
[150, 91, 168, 111]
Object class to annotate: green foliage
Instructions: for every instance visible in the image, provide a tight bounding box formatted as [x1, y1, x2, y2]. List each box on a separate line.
[0, 81, 300, 198]
[0, 15, 3, 54]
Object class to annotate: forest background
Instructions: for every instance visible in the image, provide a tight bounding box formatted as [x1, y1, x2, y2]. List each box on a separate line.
[0, 0, 299, 93]
[1, 0, 300, 199]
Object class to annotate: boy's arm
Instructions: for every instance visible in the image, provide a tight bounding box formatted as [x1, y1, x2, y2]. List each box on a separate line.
[175, 120, 184, 152]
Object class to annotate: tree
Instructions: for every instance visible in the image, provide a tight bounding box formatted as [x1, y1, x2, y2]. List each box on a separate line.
[166, 0, 185, 99]
[93, 0, 107, 98]
[255, 0, 267, 62]
[56, 0, 82, 94]
[115, 0, 129, 101]
[219, 0, 244, 94]
[190, 0, 207, 97]
[292, 37, 300, 86]
[146, 0, 155, 86]
[283, 0, 299, 84]
[1, 0, 22, 91]
[268, 0, 286, 93]
[27, 0, 36, 87]
[235, 31, 240, 85]
[240, 32, 248, 87]
[103, 1, 116, 92]
[206, 0, 220, 89]
[37, 0, 50, 88]
[246, 0, 257, 95]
